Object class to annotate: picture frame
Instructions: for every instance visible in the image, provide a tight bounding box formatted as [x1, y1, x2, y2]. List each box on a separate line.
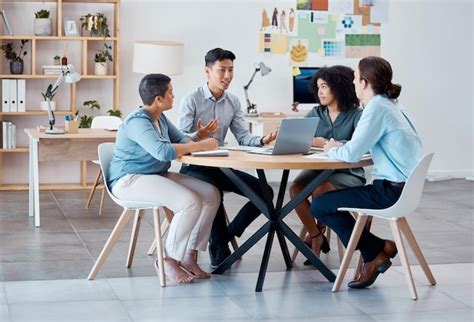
[64, 19, 78, 36]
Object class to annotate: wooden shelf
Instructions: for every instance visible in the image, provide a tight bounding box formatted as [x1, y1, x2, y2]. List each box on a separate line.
[0, 75, 117, 79]
[0, 36, 118, 41]
[0, 147, 29, 153]
[0, 110, 72, 116]
[0, 0, 120, 191]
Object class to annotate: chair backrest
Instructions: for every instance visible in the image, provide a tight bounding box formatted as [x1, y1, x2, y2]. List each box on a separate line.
[91, 116, 122, 129]
[376, 153, 434, 218]
[98, 142, 119, 204]
[98, 142, 158, 210]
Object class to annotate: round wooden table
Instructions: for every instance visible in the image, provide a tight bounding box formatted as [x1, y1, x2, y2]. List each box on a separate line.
[178, 151, 372, 292]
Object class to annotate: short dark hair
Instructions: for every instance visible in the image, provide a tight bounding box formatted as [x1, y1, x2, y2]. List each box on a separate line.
[308, 65, 359, 111]
[138, 74, 171, 105]
[358, 56, 401, 99]
[204, 48, 236, 67]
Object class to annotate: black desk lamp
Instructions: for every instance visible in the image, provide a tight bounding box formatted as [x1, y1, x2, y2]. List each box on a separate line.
[243, 62, 271, 115]
[45, 64, 81, 134]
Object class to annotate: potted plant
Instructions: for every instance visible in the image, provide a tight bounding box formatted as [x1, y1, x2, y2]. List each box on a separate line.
[34, 9, 52, 36]
[94, 43, 113, 75]
[53, 55, 61, 65]
[1, 40, 29, 74]
[78, 100, 122, 128]
[80, 13, 110, 37]
[40, 83, 58, 111]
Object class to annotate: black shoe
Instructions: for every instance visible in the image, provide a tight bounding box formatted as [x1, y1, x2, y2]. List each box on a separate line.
[209, 243, 231, 268]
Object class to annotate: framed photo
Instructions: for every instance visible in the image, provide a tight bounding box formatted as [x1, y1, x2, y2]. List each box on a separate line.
[64, 19, 78, 36]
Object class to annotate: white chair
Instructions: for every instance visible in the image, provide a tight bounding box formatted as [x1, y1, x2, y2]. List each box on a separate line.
[87, 142, 169, 287]
[332, 153, 436, 300]
[85, 116, 122, 215]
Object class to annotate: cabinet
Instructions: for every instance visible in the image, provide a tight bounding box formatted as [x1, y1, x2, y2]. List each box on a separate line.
[0, 0, 120, 190]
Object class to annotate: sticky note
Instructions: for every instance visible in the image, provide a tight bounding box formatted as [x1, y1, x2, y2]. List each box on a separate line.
[292, 67, 301, 76]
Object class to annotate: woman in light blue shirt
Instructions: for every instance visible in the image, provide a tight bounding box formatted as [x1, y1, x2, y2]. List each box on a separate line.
[109, 74, 221, 284]
[311, 57, 423, 289]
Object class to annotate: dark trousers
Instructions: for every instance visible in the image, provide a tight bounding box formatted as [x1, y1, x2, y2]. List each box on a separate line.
[180, 165, 274, 249]
[310, 180, 403, 262]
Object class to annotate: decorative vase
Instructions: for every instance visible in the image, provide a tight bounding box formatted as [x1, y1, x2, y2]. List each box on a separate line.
[34, 18, 52, 36]
[94, 62, 107, 75]
[40, 100, 56, 111]
[10, 60, 24, 74]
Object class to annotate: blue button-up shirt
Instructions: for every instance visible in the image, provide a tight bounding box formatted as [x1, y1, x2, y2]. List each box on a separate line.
[179, 84, 262, 147]
[328, 95, 423, 182]
[108, 108, 190, 188]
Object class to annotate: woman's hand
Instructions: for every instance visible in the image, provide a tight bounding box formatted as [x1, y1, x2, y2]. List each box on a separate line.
[199, 138, 218, 151]
[196, 118, 219, 139]
[323, 138, 343, 153]
[312, 137, 328, 148]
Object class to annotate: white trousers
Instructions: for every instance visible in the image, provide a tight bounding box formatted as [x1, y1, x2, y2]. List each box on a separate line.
[112, 172, 220, 261]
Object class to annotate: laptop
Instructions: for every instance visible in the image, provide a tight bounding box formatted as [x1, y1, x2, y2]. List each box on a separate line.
[249, 118, 319, 155]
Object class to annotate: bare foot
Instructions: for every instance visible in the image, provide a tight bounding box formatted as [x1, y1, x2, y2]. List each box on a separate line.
[180, 250, 211, 279]
[161, 258, 193, 284]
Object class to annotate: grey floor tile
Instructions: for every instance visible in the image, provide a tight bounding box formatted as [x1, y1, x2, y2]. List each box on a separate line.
[228, 288, 365, 320]
[8, 300, 132, 321]
[0, 282, 6, 304]
[121, 297, 250, 321]
[0, 304, 10, 322]
[5, 279, 118, 304]
[372, 308, 474, 322]
[2, 260, 94, 281]
[107, 275, 225, 300]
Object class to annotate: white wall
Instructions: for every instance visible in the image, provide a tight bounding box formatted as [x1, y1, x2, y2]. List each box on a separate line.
[4, 0, 473, 184]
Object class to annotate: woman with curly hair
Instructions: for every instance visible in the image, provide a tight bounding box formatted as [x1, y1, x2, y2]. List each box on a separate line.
[289, 65, 366, 260]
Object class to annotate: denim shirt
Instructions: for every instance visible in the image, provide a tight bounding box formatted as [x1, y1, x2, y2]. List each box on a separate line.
[179, 84, 262, 147]
[108, 107, 190, 188]
[328, 95, 423, 182]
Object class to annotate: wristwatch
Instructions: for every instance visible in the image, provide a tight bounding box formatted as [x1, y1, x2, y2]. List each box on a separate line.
[260, 137, 265, 146]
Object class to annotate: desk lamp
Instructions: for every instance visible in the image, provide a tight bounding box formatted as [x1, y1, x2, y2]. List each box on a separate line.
[45, 64, 81, 134]
[243, 62, 271, 116]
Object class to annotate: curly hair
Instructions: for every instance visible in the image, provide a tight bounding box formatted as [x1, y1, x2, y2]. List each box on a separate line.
[308, 65, 359, 111]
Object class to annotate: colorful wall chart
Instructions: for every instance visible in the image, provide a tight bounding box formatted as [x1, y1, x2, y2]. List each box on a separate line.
[258, 0, 388, 63]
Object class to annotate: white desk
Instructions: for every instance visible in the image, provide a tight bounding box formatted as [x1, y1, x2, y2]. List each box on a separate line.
[25, 128, 116, 227]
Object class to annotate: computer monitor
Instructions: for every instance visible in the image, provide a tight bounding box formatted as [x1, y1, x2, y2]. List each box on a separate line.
[292, 67, 320, 107]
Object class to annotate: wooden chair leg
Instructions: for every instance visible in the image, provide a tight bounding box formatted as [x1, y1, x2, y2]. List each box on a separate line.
[153, 208, 166, 287]
[98, 186, 106, 216]
[126, 210, 142, 268]
[86, 169, 102, 209]
[88, 209, 133, 280]
[224, 209, 239, 251]
[332, 215, 369, 292]
[291, 226, 307, 262]
[147, 208, 172, 256]
[398, 217, 436, 285]
[390, 219, 418, 300]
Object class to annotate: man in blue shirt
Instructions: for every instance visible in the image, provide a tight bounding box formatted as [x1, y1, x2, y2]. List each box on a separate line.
[179, 48, 277, 267]
[311, 56, 423, 289]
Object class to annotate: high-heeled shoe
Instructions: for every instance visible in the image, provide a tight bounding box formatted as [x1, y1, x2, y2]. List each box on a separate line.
[303, 231, 330, 265]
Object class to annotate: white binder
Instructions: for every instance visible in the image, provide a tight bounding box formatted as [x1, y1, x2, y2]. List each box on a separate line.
[17, 79, 26, 112]
[2, 79, 10, 112]
[9, 79, 17, 112]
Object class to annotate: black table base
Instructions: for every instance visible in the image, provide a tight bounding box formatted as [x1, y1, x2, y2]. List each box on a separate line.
[212, 168, 337, 292]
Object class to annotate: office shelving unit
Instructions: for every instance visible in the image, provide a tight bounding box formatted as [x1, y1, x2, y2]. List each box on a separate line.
[0, 0, 120, 190]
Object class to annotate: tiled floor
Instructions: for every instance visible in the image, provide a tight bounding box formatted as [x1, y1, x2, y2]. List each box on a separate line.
[0, 179, 473, 321]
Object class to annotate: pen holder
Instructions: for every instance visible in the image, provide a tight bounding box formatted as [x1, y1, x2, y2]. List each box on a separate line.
[65, 120, 79, 134]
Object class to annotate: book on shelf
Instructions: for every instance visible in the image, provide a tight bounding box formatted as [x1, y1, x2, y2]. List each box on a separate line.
[1, 121, 16, 149]
[42, 65, 68, 75]
[2, 79, 26, 112]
